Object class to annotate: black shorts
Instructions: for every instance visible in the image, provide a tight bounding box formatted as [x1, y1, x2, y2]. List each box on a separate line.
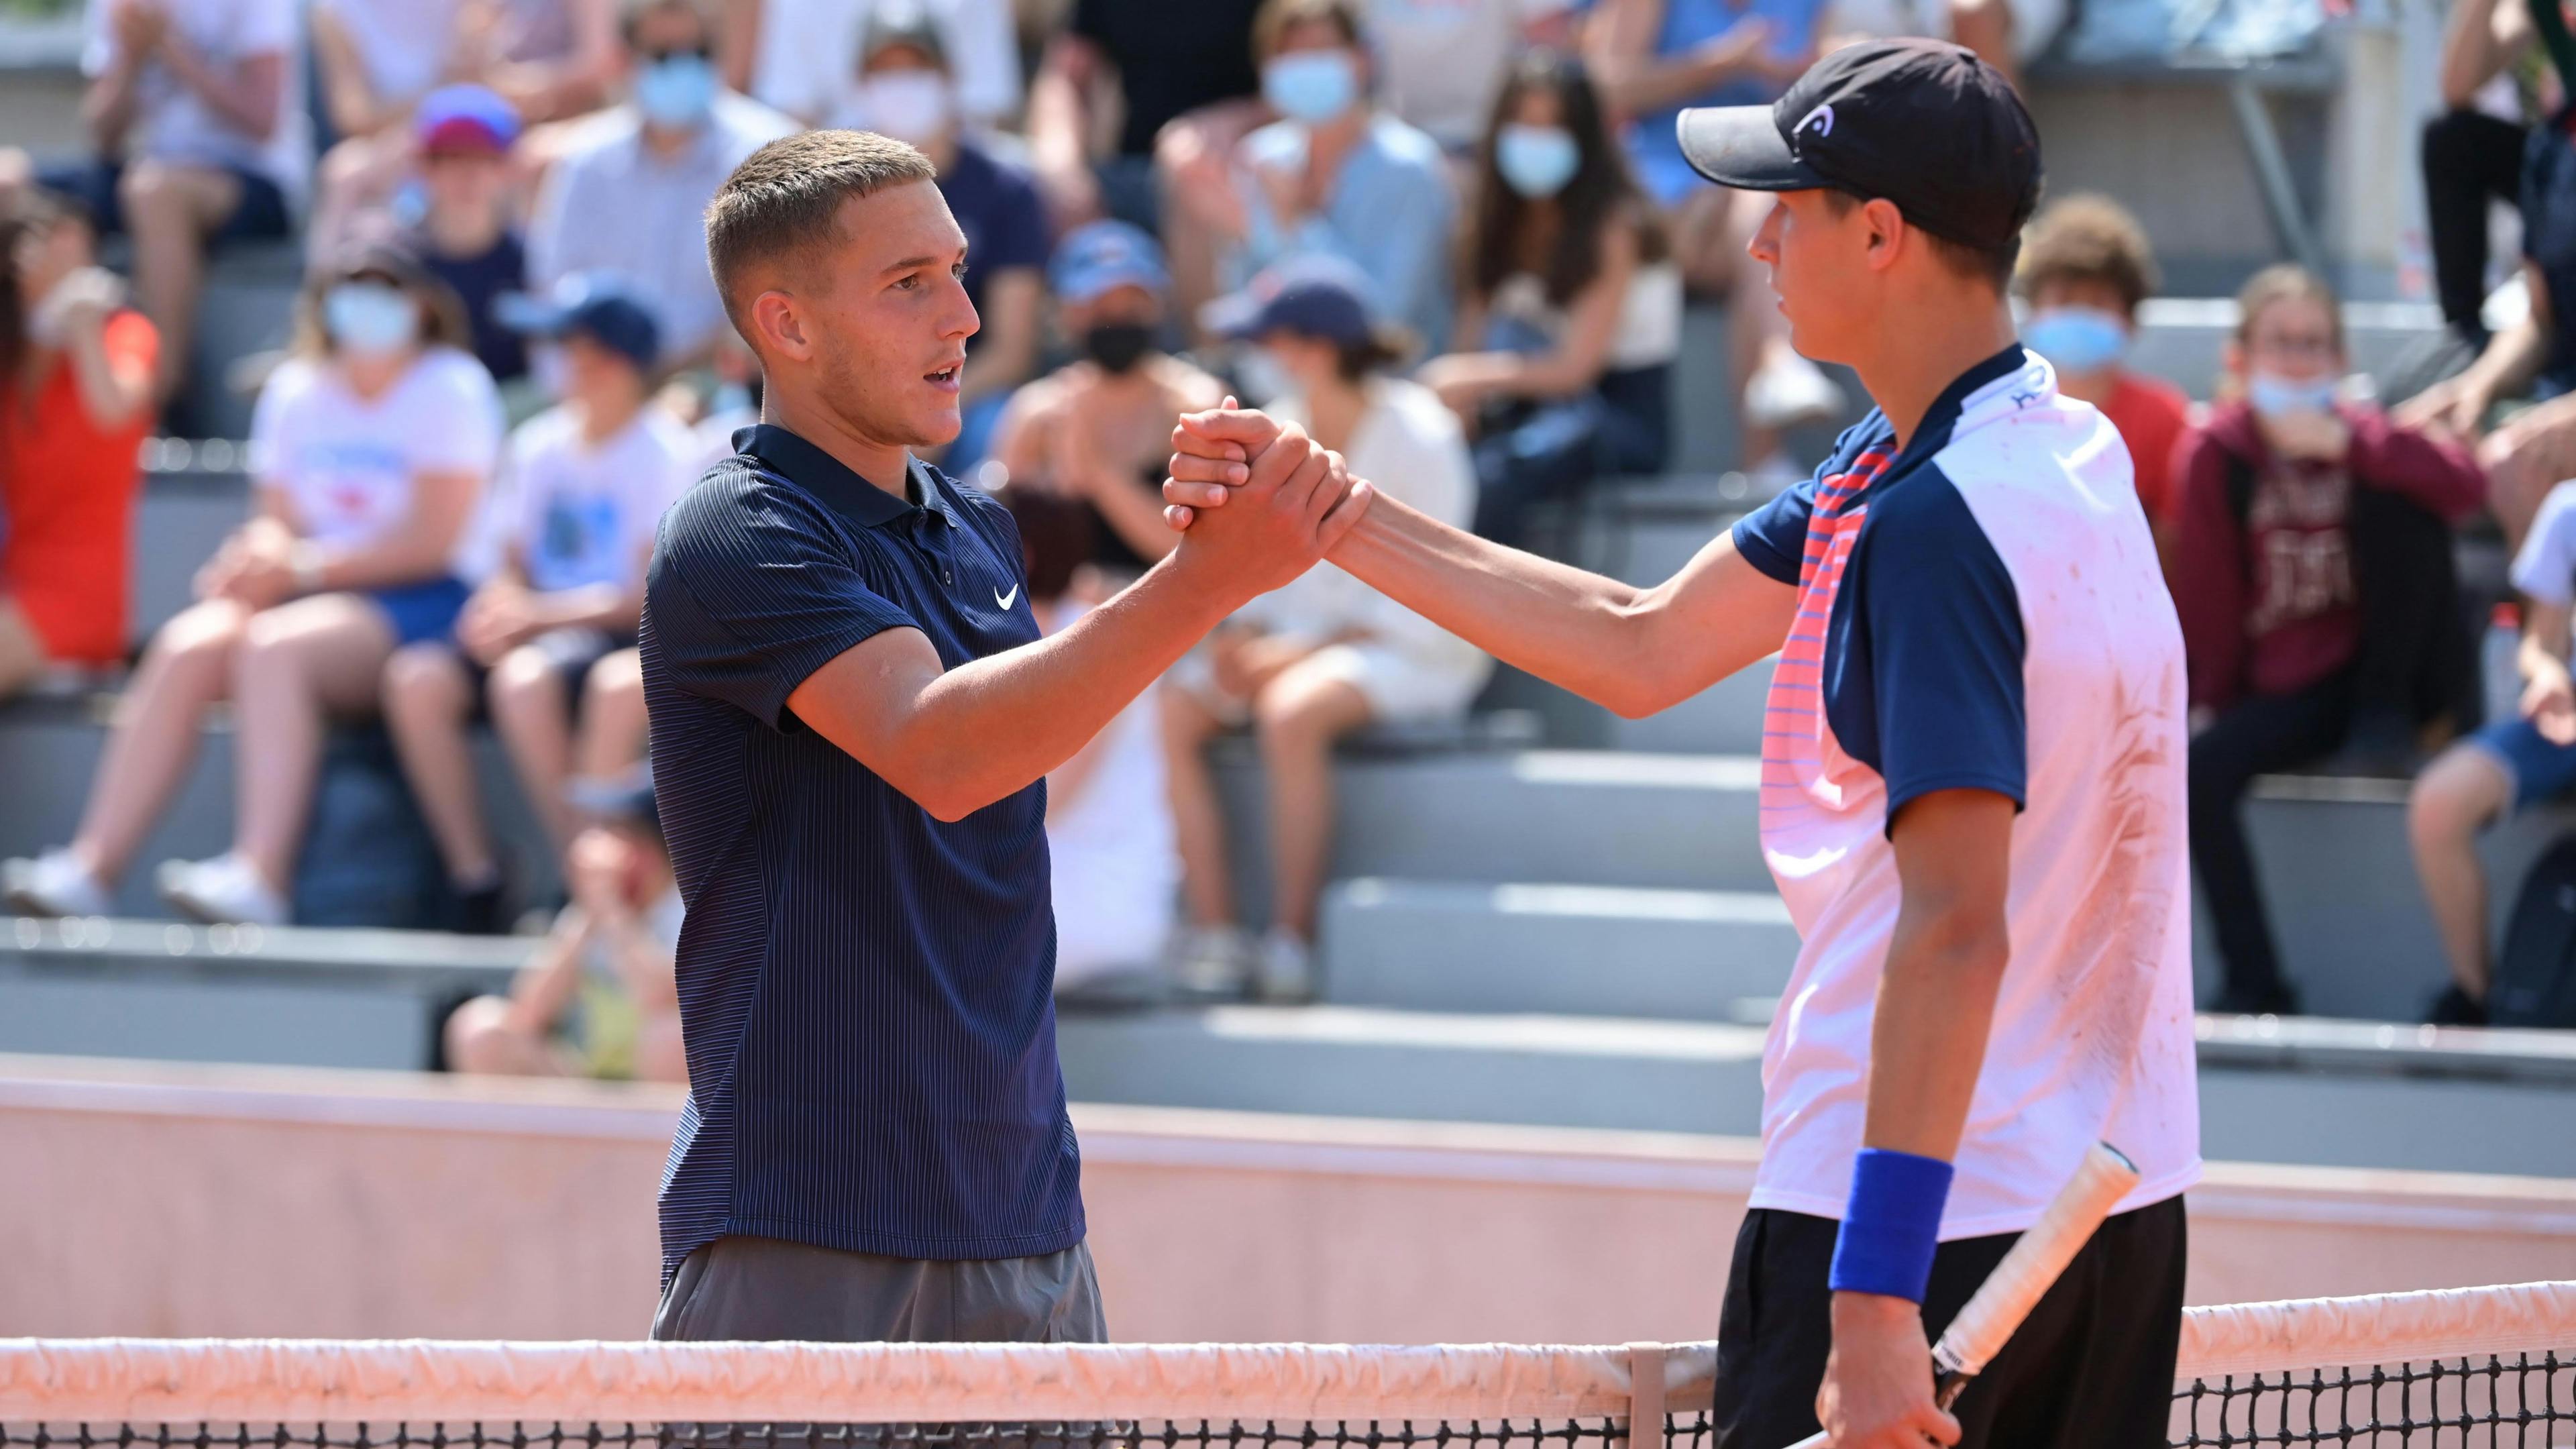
[38, 156, 290, 244]
[1712, 1196, 2188, 1449]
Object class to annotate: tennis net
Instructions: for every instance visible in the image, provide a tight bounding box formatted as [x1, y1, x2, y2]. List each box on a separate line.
[3, 1281, 2571, 1448]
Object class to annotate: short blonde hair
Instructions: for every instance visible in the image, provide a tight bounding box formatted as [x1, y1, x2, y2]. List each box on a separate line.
[704, 129, 939, 337]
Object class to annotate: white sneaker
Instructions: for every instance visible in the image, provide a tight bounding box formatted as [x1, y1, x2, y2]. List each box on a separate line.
[1169, 924, 1255, 1000]
[156, 853, 287, 926]
[1743, 352, 1846, 431]
[1255, 928, 1316, 1004]
[2, 848, 111, 917]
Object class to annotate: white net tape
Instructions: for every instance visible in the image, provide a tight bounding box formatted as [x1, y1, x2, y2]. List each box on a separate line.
[2, 1281, 2570, 1426]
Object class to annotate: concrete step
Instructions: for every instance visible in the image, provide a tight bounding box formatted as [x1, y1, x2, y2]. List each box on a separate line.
[1055, 1003, 2576, 1179]
[1318, 878, 1796, 1020]
[1209, 748, 1771, 918]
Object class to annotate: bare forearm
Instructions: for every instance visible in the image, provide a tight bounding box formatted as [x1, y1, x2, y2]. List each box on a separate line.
[1862, 902, 2010, 1161]
[504, 916, 590, 1034]
[2473, 313, 2551, 398]
[863, 561, 1232, 819]
[1329, 496, 1650, 707]
[530, 584, 639, 634]
[83, 64, 142, 150]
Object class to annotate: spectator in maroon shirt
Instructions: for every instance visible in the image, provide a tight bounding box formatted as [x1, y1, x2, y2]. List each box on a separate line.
[2171, 265, 2488, 1016]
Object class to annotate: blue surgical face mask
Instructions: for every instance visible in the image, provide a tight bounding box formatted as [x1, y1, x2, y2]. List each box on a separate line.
[2247, 370, 2340, 419]
[1495, 123, 1581, 200]
[635, 53, 716, 130]
[1263, 50, 1359, 125]
[2021, 305, 2130, 375]
[323, 281, 420, 357]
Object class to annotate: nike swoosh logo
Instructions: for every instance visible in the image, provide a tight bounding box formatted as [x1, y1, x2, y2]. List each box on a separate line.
[995, 584, 1020, 610]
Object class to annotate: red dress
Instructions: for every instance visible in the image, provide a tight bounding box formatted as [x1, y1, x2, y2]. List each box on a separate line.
[1, 310, 158, 666]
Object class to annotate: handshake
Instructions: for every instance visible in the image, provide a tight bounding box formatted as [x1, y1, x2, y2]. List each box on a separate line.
[1157, 400, 1375, 600]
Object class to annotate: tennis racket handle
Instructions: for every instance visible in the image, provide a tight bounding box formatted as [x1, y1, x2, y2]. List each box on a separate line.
[1776, 1368, 1970, 1448]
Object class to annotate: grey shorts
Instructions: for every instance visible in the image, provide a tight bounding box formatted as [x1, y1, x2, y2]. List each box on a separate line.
[651, 1234, 1110, 1343]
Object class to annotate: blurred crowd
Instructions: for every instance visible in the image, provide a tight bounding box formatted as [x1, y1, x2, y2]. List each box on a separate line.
[7, 0, 2576, 1071]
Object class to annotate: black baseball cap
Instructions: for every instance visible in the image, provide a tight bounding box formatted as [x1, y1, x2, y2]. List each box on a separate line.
[1676, 39, 2040, 252]
[496, 272, 663, 373]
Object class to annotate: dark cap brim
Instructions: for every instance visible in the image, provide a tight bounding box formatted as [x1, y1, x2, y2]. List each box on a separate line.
[1676, 105, 1827, 191]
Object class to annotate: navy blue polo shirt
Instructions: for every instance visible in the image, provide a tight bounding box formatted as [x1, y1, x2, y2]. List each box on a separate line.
[640, 423, 1081, 1285]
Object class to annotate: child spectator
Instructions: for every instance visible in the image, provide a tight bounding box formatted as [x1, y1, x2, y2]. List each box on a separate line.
[1161, 260, 1491, 1000]
[1, 246, 502, 925]
[2411, 480, 2576, 1026]
[443, 771, 686, 1081]
[2172, 265, 2487, 1016]
[1419, 52, 1680, 549]
[1181, 0, 1456, 351]
[2014, 194, 2192, 537]
[525, 0, 795, 370]
[720, 0, 1020, 129]
[399, 87, 531, 388]
[998, 487, 1181, 996]
[1585, 0, 1837, 487]
[0, 191, 157, 699]
[838, 9, 1047, 470]
[0, 0, 308, 413]
[382, 276, 693, 931]
[989, 222, 1227, 572]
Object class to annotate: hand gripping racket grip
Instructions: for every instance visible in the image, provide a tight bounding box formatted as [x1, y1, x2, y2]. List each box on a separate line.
[1778, 1142, 2141, 1449]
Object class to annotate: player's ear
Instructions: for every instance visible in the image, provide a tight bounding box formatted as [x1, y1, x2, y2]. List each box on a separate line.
[1860, 197, 1908, 275]
[749, 288, 812, 364]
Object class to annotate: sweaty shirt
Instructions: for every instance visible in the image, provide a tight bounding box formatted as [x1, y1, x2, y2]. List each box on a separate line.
[1729, 345, 2202, 1237]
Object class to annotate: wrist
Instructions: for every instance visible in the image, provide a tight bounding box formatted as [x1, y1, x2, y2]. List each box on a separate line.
[1831, 1289, 1923, 1326]
[1829, 1147, 1954, 1304]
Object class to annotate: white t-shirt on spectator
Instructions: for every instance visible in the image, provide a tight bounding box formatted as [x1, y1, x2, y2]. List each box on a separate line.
[1042, 598, 1179, 985]
[526, 93, 798, 362]
[1364, 0, 1572, 152]
[1246, 378, 1491, 717]
[312, 0, 460, 114]
[745, 0, 1021, 125]
[249, 347, 504, 564]
[500, 404, 700, 596]
[2512, 482, 2576, 610]
[84, 0, 311, 205]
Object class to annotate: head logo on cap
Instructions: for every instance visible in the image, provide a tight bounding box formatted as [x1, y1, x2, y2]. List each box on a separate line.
[1799, 103, 1835, 140]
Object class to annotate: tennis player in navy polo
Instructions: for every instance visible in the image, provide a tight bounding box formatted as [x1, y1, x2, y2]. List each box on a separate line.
[1166, 42, 2196, 1449]
[640, 129, 1365, 1344]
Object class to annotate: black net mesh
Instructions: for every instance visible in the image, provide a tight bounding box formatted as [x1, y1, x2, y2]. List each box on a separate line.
[0, 1421, 1719, 1449]
[2171, 1352, 2576, 1446]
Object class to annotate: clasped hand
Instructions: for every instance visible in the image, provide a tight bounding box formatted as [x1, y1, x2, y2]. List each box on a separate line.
[1161, 401, 1373, 599]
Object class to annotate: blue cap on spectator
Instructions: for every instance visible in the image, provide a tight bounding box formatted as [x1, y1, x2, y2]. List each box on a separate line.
[1050, 221, 1169, 304]
[416, 84, 521, 155]
[1201, 254, 1379, 346]
[496, 273, 662, 372]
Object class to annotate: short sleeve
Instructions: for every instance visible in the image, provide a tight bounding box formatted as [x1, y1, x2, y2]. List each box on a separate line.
[411, 354, 506, 476]
[648, 478, 920, 730]
[81, 0, 113, 77]
[247, 358, 310, 478]
[1730, 476, 1819, 585]
[238, 0, 297, 52]
[2513, 480, 2576, 608]
[1837, 477, 2027, 830]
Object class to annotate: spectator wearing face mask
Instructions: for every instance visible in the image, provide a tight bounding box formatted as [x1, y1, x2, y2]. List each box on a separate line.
[719, 0, 1018, 129]
[1419, 51, 1680, 550]
[1181, 0, 1457, 352]
[988, 222, 1228, 572]
[525, 0, 794, 372]
[2013, 195, 2190, 546]
[0, 190, 156, 700]
[2, 246, 503, 926]
[1162, 259, 1488, 999]
[382, 276, 693, 932]
[2171, 266, 2487, 1017]
[837, 9, 1046, 471]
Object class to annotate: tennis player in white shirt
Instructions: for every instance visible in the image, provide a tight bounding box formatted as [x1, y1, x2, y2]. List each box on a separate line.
[1163, 40, 2199, 1449]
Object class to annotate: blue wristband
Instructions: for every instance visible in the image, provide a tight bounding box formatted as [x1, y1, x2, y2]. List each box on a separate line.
[1829, 1148, 1955, 1303]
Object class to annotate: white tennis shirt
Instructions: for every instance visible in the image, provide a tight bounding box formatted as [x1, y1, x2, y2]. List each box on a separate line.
[1727, 346, 2202, 1237]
